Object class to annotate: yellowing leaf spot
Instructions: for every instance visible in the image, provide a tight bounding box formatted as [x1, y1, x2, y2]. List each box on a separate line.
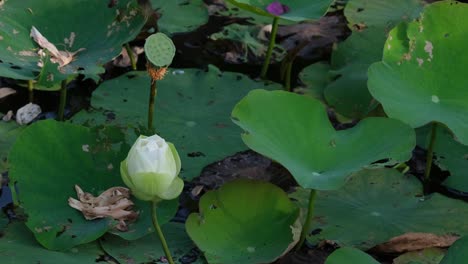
[431, 95, 440, 104]
[247, 247, 256, 253]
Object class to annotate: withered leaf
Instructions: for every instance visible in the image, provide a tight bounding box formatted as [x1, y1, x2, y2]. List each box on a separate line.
[30, 26, 85, 68]
[373, 232, 459, 253]
[0, 87, 16, 99]
[68, 185, 138, 231]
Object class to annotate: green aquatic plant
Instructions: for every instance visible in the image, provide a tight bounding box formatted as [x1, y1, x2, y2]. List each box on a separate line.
[144, 32, 176, 131]
[121, 134, 183, 264]
[0, 0, 146, 119]
[226, 0, 333, 79]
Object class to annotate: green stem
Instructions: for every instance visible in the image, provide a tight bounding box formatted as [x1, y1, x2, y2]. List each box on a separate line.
[148, 80, 157, 131]
[285, 61, 293, 92]
[28, 80, 34, 103]
[260, 16, 279, 79]
[424, 122, 438, 181]
[125, 43, 137, 71]
[151, 201, 175, 264]
[296, 189, 317, 250]
[57, 80, 67, 121]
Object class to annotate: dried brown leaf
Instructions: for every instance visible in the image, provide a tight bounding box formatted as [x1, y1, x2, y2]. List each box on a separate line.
[0, 87, 16, 99]
[373, 232, 459, 253]
[30, 26, 85, 67]
[68, 185, 138, 231]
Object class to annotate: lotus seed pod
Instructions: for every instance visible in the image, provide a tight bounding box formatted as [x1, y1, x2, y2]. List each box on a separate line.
[144, 33, 176, 67]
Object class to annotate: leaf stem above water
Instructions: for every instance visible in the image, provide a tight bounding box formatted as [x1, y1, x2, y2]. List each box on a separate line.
[151, 201, 175, 264]
[296, 189, 317, 250]
[424, 122, 438, 181]
[260, 16, 279, 79]
[148, 79, 157, 132]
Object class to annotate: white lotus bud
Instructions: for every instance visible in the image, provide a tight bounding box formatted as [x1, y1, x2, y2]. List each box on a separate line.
[120, 134, 183, 201]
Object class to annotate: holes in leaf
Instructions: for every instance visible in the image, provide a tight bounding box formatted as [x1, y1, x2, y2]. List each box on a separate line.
[371, 158, 389, 165]
[188, 152, 206, 158]
[311, 228, 322, 235]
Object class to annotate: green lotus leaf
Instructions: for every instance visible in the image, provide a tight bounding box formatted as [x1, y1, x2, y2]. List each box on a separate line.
[324, 0, 424, 118]
[231, 89, 415, 190]
[0, 121, 25, 172]
[394, 248, 445, 264]
[344, 0, 425, 30]
[102, 222, 206, 264]
[71, 66, 281, 181]
[186, 179, 299, 264]
[290, 168, 468, 249]
[368, 1, 468, 145]
[297, 62, 330, 101]
[226, 0, 333, 22]
[417, 125, 468, 193]
[325, 247, 379, 264]
[152, 0, 209, 35]
[324, 27, 385, 118]
[0, 0, 145, 89]
[0, 222, 103, 263]
[440, 236, 468, 264]
[8, 120, 177, 250]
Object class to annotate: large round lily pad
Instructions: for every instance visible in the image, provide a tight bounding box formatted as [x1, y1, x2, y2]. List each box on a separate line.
[325, 247, 379, 264]
[344, 0, 425, 30]
[226, 0, 333, 21]
[152, 0, 209, 35]
[71, 66, 281, 181]
[101, 222, 206, 264]
[290, 168, 468, 249]
[0, 223, 103, 263]
[368, 1, 468, 145]
[8, 120, 177, 250]
[0, 0, 145, 89]
[186, 179, 300, 264]
[231, 90, 415, 190]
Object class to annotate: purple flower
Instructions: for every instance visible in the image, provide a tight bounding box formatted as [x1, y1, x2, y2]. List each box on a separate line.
[266, 1, 290, 16]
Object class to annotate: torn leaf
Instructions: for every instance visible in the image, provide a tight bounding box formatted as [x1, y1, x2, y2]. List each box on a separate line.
[68, 185, 138, 231]
[30, 26, 85, 68]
